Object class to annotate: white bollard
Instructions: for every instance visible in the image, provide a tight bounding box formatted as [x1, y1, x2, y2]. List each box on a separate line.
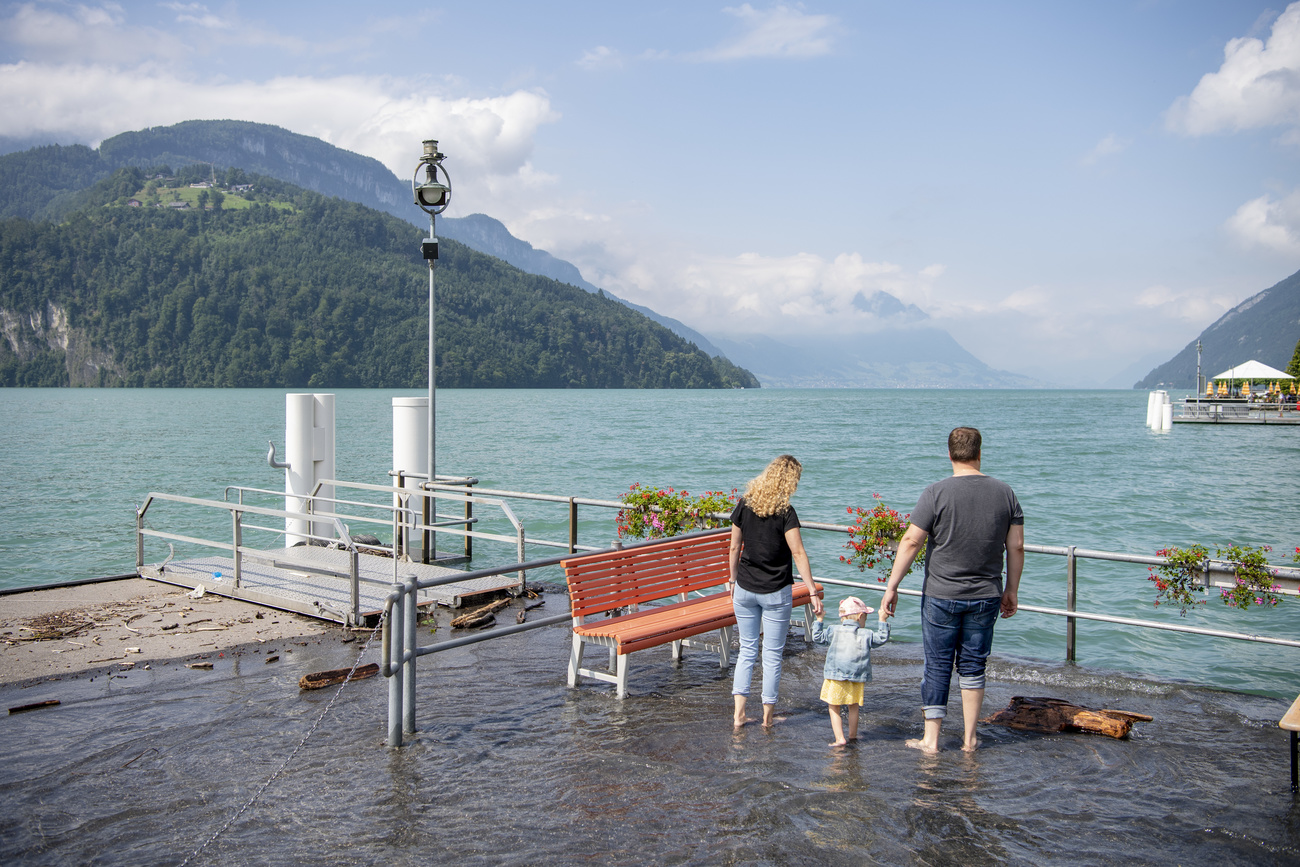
[1146, 391, 1159, 428]
[392, 397, 429, 555]
[1160, 399, 1173, 431]
[284, 393, 335, 546]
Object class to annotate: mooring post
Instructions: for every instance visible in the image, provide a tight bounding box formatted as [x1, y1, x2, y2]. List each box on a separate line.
[1066, 545, 1077, 662]
[387, 585, 405, 748]
[403, 574, 418, 735]
[568, 498, 578, 554]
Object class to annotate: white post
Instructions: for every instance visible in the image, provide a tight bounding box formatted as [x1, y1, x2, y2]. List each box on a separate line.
[1159, 392, 1172, 431]
[1146, 391, 1158, 429]
[393, 397, 429, 555]
[284, 393, 335, 546]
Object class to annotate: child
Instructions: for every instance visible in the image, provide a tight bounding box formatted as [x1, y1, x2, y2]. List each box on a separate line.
[811, 596, 891, 747]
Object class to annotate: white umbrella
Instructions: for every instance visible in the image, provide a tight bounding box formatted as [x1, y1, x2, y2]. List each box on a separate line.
[1210, 360, 1294, 381]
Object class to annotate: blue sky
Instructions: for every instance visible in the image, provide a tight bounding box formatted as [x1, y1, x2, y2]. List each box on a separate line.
[1, 1, 1297, 385]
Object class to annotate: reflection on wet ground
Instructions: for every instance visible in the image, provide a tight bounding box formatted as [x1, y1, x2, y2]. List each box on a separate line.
[2, 593, 1299, 866]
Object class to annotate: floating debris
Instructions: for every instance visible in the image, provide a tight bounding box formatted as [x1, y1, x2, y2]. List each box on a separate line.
[8, 699, 60, 714]
[983, 696, 1153, 739]
[299, 663, 379, 690]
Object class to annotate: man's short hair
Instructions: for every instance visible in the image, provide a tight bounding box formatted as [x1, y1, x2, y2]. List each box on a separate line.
[948, 427, 981, 462]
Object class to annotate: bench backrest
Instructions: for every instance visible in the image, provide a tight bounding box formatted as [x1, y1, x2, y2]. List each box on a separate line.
[562, 531, 730, 620]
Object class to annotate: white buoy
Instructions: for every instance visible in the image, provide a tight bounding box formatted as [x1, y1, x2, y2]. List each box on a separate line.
[284, 393, 335, 546]
[392, 397, 429, 555]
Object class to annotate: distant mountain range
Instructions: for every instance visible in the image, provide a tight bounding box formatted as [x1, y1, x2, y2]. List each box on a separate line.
[1136, 269, 1300, 389]
[3, 119, 1039, 387]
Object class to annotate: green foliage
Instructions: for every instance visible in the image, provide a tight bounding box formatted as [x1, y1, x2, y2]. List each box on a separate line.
[1149, 543, 1284, 616]
[1288, 337, 1300, 378]
[840, 494, 926, 581]
[0, 170, 759, 389]
[616, 484, 737, 539]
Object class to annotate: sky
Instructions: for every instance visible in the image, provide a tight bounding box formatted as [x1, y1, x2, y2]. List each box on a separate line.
[2, 1, 1299, 386]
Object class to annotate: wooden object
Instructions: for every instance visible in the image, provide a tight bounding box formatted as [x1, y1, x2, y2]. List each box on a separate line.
[561, 530, 822, 699]
[451, 598, 511, 629]
[9, 699, 60, 714]
[1281, 693, 1300, 792]
[298, 662, 380, 690]
[982, 696, 1152, 739]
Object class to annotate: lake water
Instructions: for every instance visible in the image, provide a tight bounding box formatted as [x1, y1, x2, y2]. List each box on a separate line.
[3, 387, 1298, 696]
[3, 387, 1300, 865]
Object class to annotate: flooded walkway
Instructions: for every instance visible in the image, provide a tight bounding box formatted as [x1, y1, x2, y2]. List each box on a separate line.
[2, 590, 1298, 866]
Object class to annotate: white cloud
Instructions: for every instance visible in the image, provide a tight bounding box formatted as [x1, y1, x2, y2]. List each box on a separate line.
[692, 4, 836, 62]
[1135, 284, 1236, 324]
[0, 61, 559, 210]
[161, 2, 230, 30]
[1081, 133, 1127, 166]
[577, 46, 623, 71]
[1166, 3, 1300, 135]
[2, 2, 189, 64]
[1224, 189, 1300, 254]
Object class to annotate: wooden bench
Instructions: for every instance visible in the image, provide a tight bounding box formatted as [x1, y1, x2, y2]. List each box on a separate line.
[1282, 693, 1300, 792]
[562, 529, 821, 699]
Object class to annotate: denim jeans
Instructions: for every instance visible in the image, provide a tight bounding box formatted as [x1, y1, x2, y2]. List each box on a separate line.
[731, 584, 793, 705]
[920, 595, 1001, 719]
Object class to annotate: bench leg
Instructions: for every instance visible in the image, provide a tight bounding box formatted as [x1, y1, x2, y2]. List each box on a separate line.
[671, 638, 683, 663]
[718, 626, 732, 669]
[609, 646, 618, 672]
[567, 634, 584, 688]
[801, 603, 815, 645]
[616, 653, 629, 700]
[1292, 730, 1298, 793]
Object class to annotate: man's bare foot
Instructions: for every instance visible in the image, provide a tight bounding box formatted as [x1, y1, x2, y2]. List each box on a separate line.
[962, 735, 980, 752]
[905, 738, 939, 753]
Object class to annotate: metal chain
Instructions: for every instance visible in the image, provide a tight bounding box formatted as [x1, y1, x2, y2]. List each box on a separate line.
[178, 610, 388, 867]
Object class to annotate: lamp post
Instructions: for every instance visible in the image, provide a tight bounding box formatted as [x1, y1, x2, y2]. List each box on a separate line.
[413, 139, 451, 561]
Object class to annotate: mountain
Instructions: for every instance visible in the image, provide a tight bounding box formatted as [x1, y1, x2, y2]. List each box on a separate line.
[0, 165, 758, 389]
[709, 291, 1042, 388]
[436, 213, 727, 357]
[1135, 269, 1300, 389]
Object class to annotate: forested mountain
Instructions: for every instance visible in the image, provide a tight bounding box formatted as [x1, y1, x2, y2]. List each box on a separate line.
[0, 121, 729, 358]
[0, 166, 758, 389]
[1136, 269, 1300, 388]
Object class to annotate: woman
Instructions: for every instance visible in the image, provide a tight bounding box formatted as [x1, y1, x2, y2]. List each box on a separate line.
[728, 454, 824, 728]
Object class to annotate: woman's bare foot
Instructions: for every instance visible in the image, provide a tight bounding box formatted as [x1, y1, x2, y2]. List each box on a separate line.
[905, 737, 939, 753]
[962, 735, 981, 752]
[734, 695, 749, 728]
[829, 739, 848, 747]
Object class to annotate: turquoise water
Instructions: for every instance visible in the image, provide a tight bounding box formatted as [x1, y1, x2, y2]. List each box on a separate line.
[2, 387, 1298, 697]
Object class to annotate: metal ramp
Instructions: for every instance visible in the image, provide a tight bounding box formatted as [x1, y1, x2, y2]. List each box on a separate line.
[140, 546, 520, 626]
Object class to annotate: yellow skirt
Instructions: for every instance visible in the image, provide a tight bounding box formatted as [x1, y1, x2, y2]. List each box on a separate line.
[820, 678, 864, 707]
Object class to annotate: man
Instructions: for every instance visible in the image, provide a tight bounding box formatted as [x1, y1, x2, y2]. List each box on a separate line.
[880, 426, 1024, 753]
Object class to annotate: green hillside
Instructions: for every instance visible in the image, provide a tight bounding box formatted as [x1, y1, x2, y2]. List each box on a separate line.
[0, 166, 758, 389]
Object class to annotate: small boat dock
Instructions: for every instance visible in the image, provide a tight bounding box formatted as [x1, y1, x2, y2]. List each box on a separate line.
[1172, 399, 1300, 425]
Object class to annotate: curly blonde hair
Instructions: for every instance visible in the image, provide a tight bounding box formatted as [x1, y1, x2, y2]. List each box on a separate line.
[743, 454, 802, 517]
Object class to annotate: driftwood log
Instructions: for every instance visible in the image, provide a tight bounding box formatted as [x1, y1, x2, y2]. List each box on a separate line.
[982, 696, 1153, 739]
[451, 598, 512, 629]
[298, 662, 380, 690]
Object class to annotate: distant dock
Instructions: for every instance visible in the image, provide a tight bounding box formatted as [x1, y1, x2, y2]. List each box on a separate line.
[1172, 399, 1300, 425]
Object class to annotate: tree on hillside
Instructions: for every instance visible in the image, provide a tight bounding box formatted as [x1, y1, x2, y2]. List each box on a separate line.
[1288, 336, 1300, 378]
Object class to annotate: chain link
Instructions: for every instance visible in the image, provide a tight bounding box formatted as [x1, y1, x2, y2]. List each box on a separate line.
[179, 610, 388, 867]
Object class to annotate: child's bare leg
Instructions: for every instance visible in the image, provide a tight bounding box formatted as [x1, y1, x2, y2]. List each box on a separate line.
[846, 704, 860, 741]
[827, 704, 847, 746]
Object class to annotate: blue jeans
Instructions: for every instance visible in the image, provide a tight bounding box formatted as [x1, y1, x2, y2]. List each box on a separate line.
[920, 595, 1000, 720]
[731, 584, 793, 705]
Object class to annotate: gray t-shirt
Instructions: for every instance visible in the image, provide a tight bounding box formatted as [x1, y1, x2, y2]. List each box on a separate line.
[909, 474, 1023, 600]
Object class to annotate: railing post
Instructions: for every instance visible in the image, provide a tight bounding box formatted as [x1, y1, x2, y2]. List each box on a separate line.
[350, 546, 360, 626]
[1066, 545, 1077, 662]
[464, 490, 473, 559]
[517, 524, 527, 593]
[568, 497, 578, 554]
[422, 489, 432, 565]
[403, 574, 418, 735]
[387, 585, 405, 748]
[136, 501, 146, 573]
[394, 470, 406, 556]
[232, 509, 243, 588]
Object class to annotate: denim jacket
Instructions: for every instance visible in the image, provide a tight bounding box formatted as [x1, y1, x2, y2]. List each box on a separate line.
[811, 618, 890, 683]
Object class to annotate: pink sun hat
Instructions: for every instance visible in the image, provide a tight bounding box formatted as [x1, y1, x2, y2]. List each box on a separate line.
[838, 596, 874, 618]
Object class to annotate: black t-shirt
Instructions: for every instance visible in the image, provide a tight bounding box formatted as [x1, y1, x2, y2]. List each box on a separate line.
[730, 498, 801, 594]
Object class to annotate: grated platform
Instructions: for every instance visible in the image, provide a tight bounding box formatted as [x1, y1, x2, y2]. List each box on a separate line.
[139, 545, 521, 625]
